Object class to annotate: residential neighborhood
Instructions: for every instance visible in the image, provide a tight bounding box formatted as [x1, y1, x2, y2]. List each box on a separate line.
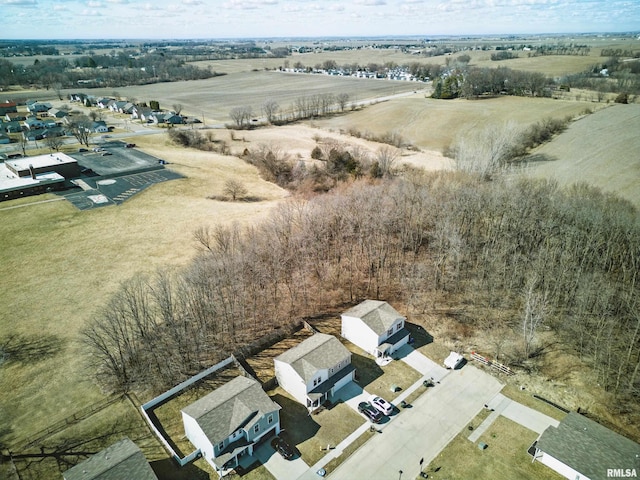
[55, 300, 639, 480]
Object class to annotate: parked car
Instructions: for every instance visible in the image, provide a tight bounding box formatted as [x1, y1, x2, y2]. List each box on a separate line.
[358, 401, 382, 423]
[125, 143, 136, 148]
[368, 395, 394, 416]
[101, 152, 112, 156]
[270, 436, 295, 460]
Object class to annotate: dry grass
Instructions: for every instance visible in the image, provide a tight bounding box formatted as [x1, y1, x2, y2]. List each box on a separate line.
[423, 416, 564, 480]
[244, 328, 314, 383]
[0, 137, 287, 449]
[315, 95, 600, 153]
[524, 103, 640, 207]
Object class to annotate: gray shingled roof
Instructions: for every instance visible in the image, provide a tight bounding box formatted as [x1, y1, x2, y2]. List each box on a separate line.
[275, 333, 350, 383]
[63, 437, 158, 480]
[182, 376, 280, 445]
[342, 300, 405, 336]
[537, 412, 640, 480]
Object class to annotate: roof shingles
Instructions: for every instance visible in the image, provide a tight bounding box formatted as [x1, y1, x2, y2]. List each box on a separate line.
[182, 376, 280, 446]
[275, 333, 350, 383]
[342, 300, 405, 335]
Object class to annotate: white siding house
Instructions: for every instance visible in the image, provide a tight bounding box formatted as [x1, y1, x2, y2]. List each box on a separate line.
[274, 333, 355, 411]
[341, 300, 410, 360]
[181, 376, 281, 477]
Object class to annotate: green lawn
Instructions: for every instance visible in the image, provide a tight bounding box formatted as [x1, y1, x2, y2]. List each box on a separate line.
[422, 416, 564, 480]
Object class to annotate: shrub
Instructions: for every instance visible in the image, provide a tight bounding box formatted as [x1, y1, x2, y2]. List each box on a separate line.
[615, 92, 629, 104]
[311, 146, 323, 160]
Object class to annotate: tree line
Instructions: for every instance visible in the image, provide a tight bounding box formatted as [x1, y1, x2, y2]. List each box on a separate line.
[0, 52, 218, 90]
[432, 66, 550, 99]
[83, 159, 640, 403]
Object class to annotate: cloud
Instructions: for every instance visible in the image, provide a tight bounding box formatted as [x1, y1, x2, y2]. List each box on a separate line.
[355, 0, 386, 5]
[53, 4, 67, 10]
[2, 0, 37, 6]
[87, 0, 103, 7]
[143, 2, 161, 9]
[106, 0, 129, 3]
[79, 8, 102, 15]
[223, 0, 278, 9]
[183, 0, 203, 4]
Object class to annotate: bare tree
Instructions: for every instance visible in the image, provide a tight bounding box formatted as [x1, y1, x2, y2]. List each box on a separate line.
[229, 106, 253, 129]
[522, 278, 549, 359]
[172, 103, 183, 115]
[374, 145, 400, 178]
[45, 134, 64, 152]
[452, 121, 522, 178]
[18, 132, 28, 156]
[68, 115, 93, 147]
[336, 93, 349, 112]
[224, 178, 248, 201]
[262, 99, 280, 124]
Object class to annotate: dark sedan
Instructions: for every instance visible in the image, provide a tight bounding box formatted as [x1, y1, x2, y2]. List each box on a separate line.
[271, 436, 295, 460]
[358, 401, 383, 423]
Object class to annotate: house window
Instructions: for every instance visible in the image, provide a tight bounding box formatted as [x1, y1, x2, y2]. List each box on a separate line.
[313, 377, 321, 387]
[254, 424, 260, 434]
[218, 441, 224, 451]
[268, 414, 273, 425]
[396, 322, 403, 331]
[387, 328, 394, 337]
[329, 367, 334, 375]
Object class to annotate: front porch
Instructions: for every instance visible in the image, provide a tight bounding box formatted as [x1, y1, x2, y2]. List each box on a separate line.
[306, 364, 356, 412]
[374, 328, 410, 364]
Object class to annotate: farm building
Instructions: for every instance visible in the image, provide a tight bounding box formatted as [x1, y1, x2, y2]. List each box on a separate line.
[63, 437, 158, 480]
[341, 300, 410, 361]
[0, 153, 80, 201]
[275, 332, 355, 411]
[532, 411, 640, 480]
[181, 376, 281, 477]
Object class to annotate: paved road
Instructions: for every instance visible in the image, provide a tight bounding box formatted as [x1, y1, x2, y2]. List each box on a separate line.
[327, 366, 503, 480]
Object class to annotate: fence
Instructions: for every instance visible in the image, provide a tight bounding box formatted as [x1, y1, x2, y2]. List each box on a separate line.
[470, 351, 514, 376]
[17, 394, 124, 451]
[140, 356, 235, 466]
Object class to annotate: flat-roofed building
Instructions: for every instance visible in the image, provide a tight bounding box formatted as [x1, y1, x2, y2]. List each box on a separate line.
[1, 153, 79, 201]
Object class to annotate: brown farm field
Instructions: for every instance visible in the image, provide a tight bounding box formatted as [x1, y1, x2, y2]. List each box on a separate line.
[525, 104, 640, 207]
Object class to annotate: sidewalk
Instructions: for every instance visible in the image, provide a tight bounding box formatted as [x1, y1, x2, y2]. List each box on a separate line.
[467, 392, 560, 444]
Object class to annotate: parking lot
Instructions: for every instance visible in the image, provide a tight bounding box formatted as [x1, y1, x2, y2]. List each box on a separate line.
[61, 141, 182, 210]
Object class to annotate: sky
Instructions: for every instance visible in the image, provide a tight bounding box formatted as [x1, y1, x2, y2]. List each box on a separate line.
[2, 0, 639, 39]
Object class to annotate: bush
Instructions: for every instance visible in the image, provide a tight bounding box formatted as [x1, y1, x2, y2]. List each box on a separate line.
[615, 92, 629, 104]
[311, 146, 323, 160]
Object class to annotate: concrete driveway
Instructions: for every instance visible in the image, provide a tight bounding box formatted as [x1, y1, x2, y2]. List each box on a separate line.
[254, 438, 309, 479]
[395, 344, 448, 381]
[327, 365, 504, 480]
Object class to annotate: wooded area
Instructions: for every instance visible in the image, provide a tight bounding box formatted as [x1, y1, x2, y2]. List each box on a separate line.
[83, 169, 640, 406]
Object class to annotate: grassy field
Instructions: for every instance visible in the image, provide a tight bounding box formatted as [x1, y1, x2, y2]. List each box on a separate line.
[0, 134, 287, 451]
[423, 416, 563, 480]
[524, 103, 640, 207]
[314, 94, 598, 153]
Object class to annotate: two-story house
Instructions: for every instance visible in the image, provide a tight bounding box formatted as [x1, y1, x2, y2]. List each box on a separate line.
[274, 333, 355, 412]
[341, 300, 410, 361]
[181, 376, 281, 477]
